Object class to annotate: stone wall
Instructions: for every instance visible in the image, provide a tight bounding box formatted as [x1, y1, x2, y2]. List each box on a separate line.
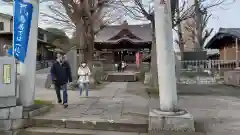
[224, 69, 240, 86]
[0, 106, 24, 133]
[0, 105, 51, 135]
[0, 74, 51, 135]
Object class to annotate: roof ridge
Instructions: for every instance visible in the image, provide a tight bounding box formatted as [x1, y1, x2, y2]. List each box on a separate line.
[0, 12, 12, 19]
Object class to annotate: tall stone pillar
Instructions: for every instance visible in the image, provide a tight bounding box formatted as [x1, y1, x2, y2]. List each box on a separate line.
[19, 0, 39, 107]
[148, 0, 195, 132]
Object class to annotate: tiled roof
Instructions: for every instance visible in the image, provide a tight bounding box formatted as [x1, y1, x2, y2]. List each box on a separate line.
[95, 23, 152, 43]
[218, 28, 240, 38]
[205, 28, 240, 49]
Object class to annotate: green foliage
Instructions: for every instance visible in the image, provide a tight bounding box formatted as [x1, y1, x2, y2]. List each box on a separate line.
[45, 27, 70, 50]
[34, 100, 53, 107]
[46, 28, 67, 37]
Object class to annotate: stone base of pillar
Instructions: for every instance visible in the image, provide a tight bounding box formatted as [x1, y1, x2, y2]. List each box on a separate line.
[148, 108, 195, 133]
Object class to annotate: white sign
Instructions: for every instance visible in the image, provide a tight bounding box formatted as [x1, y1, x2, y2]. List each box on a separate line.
[0, 57, 16, 97]
[3, 64, 11, 84]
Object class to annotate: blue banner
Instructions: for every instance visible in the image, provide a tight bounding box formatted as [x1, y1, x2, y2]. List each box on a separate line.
[8, 0, 33, 62]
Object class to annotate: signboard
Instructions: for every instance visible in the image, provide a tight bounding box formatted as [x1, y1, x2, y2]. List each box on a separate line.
[0, 57, 16, 97]
[3, 64, 11, 84]
[8, 0, 33, 63]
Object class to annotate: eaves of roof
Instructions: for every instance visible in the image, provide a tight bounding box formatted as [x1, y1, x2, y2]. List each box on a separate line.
[205, 28, 240, 49]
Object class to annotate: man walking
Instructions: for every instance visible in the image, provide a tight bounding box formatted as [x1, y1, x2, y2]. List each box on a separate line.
[51, 53, 72, 108]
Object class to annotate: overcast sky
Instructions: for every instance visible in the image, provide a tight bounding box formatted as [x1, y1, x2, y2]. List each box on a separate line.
[1, 0, 239, 31]
[0, 0, 239, 51]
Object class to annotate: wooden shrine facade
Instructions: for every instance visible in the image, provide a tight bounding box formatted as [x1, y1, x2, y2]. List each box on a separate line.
[94, 21, 152, 64]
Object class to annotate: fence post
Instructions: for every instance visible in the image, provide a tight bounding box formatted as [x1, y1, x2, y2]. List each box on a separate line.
[208, 60, 211, 69]
[236, 38, 239, 68]
[218, 60, 221, 71]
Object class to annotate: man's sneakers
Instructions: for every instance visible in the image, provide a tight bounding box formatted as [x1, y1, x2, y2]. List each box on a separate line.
[57, 100, 68, 108]
[63, 103, 68, 108]
[58, 100, 62, 104]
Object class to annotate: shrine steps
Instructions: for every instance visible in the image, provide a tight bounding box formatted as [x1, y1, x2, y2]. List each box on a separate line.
[16, 116, 147, 135]
[17, 127, 147, 135]
[106, 71, 138, 82]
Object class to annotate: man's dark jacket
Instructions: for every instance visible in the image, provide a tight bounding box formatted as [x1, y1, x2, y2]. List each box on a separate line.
[50, 61, 72, 85]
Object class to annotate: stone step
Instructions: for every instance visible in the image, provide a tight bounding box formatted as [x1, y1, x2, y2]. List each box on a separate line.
[106, 75, 137, 82]
[17, 127, 147, 135]
[18, 127, 239, 135]
[31, 117, 148, 133]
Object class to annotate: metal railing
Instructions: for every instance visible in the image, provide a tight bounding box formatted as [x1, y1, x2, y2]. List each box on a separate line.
[180, 60, 237, 71]
[178, 60, 238, 84]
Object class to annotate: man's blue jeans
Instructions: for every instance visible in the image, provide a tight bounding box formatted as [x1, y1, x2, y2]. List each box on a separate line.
[79, 83, 89, 96]
[54, 83, 68, 104]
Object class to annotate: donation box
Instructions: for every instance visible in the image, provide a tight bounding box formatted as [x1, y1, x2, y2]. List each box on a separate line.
[0, 57, 16, 97]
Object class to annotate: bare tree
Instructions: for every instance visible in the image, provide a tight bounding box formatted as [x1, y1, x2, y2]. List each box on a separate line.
[40, 0, 123, 69]
[2, 0, 123, 62]
[45, 27, 70, 51]
[120, 0, 235, 88]
[184, 9, 213, 50]
[193, 0, 225, 49]
[119, 0, 194, 88]
[2, 0, 123, 84]
[177, 0, 235, 51]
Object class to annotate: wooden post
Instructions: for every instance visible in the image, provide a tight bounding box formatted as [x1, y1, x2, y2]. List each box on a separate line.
[236, 38, 239, 68]
[224, 46, 227, 61]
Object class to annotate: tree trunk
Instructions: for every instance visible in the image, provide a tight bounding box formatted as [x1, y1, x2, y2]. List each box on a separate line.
[83, 18, 96, 85]
[150, 21, 158, 88]
[176, 0, 184, 60]
[75, 19, 86, 66]
[82, 0, 96, 84]
[194, 0, 202, 49]
[177, 28, 184, 60]
[87, 27, 96, 85]
[85, 0, 94, 71]
[84, 18, 94, 72]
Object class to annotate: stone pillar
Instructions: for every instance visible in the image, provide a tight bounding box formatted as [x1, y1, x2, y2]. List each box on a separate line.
[148, 0, 195, 132]
[154, 0, 177, 112]
[19, 0, 39, 107]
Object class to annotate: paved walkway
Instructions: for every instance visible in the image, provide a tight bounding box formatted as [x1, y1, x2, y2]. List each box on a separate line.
[35, 82, 149, 125]
[150, 84, 240, 133]
[34, 71, 240, 134]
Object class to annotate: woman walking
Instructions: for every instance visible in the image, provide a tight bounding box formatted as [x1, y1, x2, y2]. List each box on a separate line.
[77, 62, 91, 97]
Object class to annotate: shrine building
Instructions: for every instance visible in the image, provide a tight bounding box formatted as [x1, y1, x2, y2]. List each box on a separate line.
[94, 21, 152, 64]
